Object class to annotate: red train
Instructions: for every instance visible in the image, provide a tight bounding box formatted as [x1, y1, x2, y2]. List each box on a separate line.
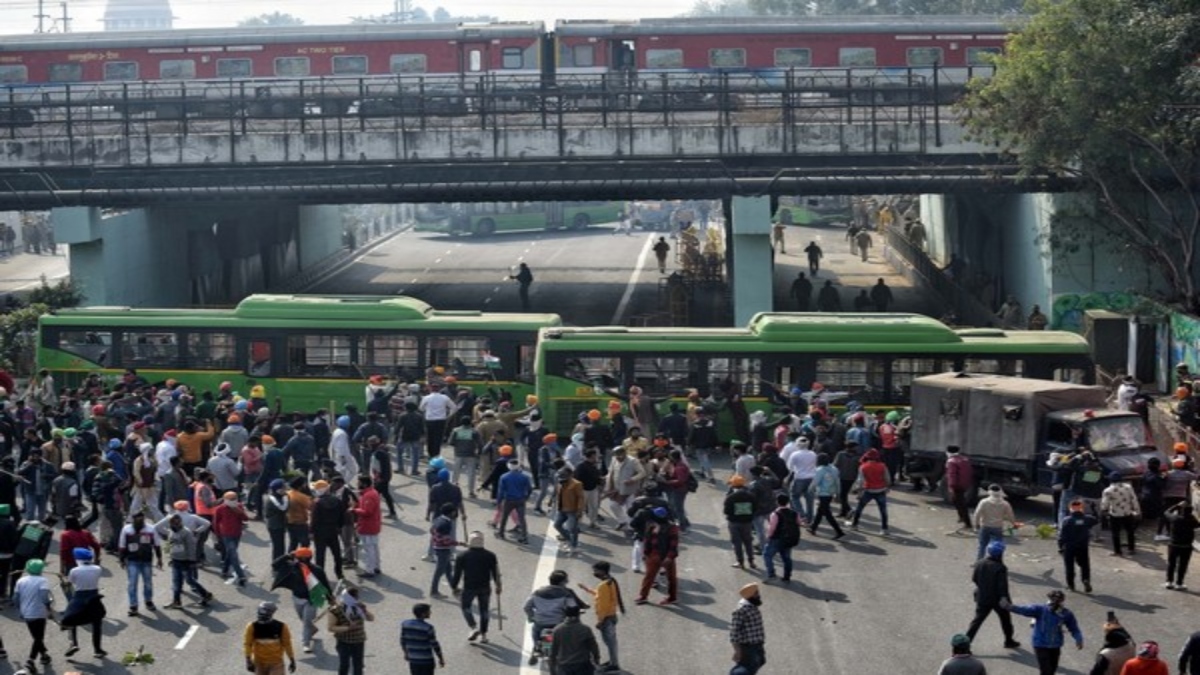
[0, 16, 1011, 121]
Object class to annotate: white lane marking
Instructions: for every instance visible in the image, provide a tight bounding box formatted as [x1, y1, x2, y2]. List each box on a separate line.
[610, 235, 655, 326]
[411, 278, 419, 283]
[435, 258, 442, 264]
[519, 522, 561, 675]
[175, 624, 200, 650]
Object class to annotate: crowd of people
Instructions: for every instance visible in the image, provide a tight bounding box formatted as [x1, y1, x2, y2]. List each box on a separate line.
[0, 366, 1197, 674]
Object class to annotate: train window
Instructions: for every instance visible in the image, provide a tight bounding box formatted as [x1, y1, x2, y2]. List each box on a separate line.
[774, 48, 812, 68]
[708, 358, 760, 396]
[390, 54, 427, 74]
[906, 47, 943, 67]
[332, 56, 368, 76]
[709, 49, 746, 69]
[186, 332, 236, 370]
[122, 331, 180, 367]
[274, 57, 311, 78]
[363, 335, 419, 368]
[287, 334, 352, 377]
[966, 47, 1002, 66]
[502, 47, 523, 69]
[47, 63, 83, 83]
[217, 58, 253, 78]
[645, 49, 683, 69]
[572, 45, 595, 68]
[0, 65, 28, 84]
[838, 48, 876, 67]
[159, 60, 196, 80]
[104, 61, 139, 81]
[56, 330, 112, 367]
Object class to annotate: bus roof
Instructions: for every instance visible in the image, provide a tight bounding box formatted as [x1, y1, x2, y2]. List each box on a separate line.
[539, 313, 1089, 354]
[42, 294, 563, 330]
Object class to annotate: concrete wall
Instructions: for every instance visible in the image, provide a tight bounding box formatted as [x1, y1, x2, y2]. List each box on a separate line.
[0, 122, 989, 169]
[299, 204, 345, 269]
[730, 196, 773, 325]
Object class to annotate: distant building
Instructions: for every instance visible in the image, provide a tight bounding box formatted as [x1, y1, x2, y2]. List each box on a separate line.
[102, 0, 173, 31]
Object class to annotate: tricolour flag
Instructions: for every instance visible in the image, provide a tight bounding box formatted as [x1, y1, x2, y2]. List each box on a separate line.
[483, 352, 502, 369]
[301, 563, 330, 608]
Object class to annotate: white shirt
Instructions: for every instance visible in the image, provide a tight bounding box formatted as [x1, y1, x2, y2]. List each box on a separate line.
[419, 392, 457, 421]
[68, 563, 102, 591]
[734, 454, 756, 482]
[155, 440, 177, 477]
[779, 441, 799, 463]
[786, 449, 818, 481]
[1116, 383, 1137, 411]
[332, 428, 359, 477]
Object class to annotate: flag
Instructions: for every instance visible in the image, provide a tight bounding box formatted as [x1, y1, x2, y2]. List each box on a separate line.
[483, 352, 501, 369]
[301, 563, 330, 608]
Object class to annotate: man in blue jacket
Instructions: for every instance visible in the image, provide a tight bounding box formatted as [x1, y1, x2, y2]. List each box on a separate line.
[1057, 499, 1098, 593]
[1006, 590, 1083, 675]
[497, 460, 532, 545]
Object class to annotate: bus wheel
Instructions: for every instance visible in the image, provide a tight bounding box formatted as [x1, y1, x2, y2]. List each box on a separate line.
[475, 218, 496, 236]
[570, 213, 591, 230]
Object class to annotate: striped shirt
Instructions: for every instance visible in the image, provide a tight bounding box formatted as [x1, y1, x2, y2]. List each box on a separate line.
[400, 618, 442, 664]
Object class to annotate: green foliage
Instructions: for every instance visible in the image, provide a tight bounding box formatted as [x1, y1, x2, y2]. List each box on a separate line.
[26, 277, 83, 310]
[961, 0, 1200, 310]
[238, 12, 305, 27]
[0, 303, 48, 373]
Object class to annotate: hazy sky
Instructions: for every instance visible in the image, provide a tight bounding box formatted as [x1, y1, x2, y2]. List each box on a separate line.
[0, 0, 701, 35]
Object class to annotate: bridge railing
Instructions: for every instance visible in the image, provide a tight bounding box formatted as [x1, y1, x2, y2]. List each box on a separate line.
[884, 227, 996, 328]
[0, 68, 970, 142]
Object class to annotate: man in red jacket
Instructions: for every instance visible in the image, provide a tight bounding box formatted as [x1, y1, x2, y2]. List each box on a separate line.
[352, 476, 383, 577]
[212, 491, 249, 586]
[847, 449, 892, 536]
[944, 445, 975, 533]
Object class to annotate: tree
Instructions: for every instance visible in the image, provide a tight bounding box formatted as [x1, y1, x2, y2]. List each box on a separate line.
[238, 12, 305, 27]
[961, 0, 1200, 310]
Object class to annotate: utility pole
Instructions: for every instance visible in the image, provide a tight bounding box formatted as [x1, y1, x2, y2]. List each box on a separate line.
[35, 0, 52, 32]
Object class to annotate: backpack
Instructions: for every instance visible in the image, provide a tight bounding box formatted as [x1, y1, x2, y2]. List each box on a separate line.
[772, 507, 801, 548]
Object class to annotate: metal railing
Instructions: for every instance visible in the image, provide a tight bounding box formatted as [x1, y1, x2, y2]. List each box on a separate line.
[885, 227, 995, 327]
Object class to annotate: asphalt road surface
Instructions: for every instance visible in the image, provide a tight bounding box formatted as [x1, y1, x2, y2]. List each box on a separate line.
[1, 465, 1196, 675]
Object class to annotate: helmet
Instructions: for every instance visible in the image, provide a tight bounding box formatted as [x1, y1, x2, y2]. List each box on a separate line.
[885, 411, 901, 423]
[437, 468, 451, 483]
[336, 415, 351, 429]
[986, 540, 1006, 559]
[429, 457, 446, 469]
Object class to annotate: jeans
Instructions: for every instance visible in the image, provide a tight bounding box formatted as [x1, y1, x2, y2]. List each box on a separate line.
[336, 640, 365, 675]
[398, 441, 421, 475]
[171, 559, 209, 602]
[838, 480, 855, 516]
[667, 490, 690, 530]
[763, 540, 793, 579]
[730, 643, 766, 675]
[728, 521, 755, 565]
[425, 420, 447, 458]
[221, 535, 246, 581]
[287, 524, 310, 552]
[315, 535, 344, 580]
[694, 447, 713, 478]
[126, 560, 154, 608]
[976, 527, 1004, 561]
[1109, 515, 1136, 554]
[21, 488, 47, 522]
[1034, 646, 1061, 675]
[789, 478, 814, 521]
[25, 617, 49, 661]
[810, 495, 844, 536]
[452, 457, 479, 495]
[293, 597, 317, 645]
[851, 491, 889, 531]
[554, 511, 579, 548]
[1062, 544, 1090, 588]
[431, 548, 453, 593]
[535, 480, 557, 512]
[752, 515, 767, 549]
[499, 500, 528, 541]
[598, 615, 619, 668]
[459, 587, 491, 634]
[950, 488, 972, 529]
[1168, 546, 1193, 585]
[965, 603, 1014, 643]
[269, 527, 287, 562]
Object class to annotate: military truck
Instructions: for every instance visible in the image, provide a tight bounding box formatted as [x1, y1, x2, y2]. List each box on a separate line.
[905, 372, 1164, 500]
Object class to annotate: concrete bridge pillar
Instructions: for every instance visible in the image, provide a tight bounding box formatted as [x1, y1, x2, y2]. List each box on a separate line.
[52, 202, 343, 307]
[729, 195, 774, 325]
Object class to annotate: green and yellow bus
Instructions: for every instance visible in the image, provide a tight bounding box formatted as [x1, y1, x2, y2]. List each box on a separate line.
[535, 312, 1094, 433]
[415, 201, 625, 236]
[37, 294, 562, 411]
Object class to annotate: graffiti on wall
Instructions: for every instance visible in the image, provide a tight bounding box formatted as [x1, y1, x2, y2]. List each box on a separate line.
[1050, 292, 1143, 332]
[1170, 312, 1200, 373]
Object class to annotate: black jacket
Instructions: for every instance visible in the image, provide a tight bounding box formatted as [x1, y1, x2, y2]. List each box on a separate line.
[724, 488, 757, 523]
[310, 494, 345, 538]
[971, 556, 1010, 607]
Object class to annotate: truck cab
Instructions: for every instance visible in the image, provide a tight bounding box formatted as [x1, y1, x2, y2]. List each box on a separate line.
[1038, 410, 1160, 491]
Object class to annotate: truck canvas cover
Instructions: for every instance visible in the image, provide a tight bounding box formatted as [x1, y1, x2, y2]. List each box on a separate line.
[912, 373, 1109, 461]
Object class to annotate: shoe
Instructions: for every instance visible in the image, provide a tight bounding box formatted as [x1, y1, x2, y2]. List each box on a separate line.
[534, 508, 546, 516]
[781, 577, 791, 583]
[303, 642, 313, 654]
[731, 562, 744, 569]
[238, 578, 247, 587]
[145, 601, 156, 611]
[1179, 584, 1189, 591]
[201, 592, 215, 606]
[468, 630, 480, 642]
[833, 532, 846, 540]
[632, 567, 644, 574]
[420, 554, 431, 561]
[517, 539, 529, 545]
[165, 602, 184, 610]
[479, 635, 489, 644]
[1003, 641, 1021, 649]
[881, 529, 891, 537]
[469, 492, 476, 498]
[1067, 584, 1076, 592]
[657, 598, 677, 606]
[94, 650, 108, 659]
[40, 654, 52, 665]
[65, 645, 80, 657]
[528, 655, 538, 666]
[1154, 534, 1171, 542]
[0, 648, 6, 659]
[766, 573, 777, 580]
[1165, 582, 1176, 589]
[1083, 582, 1093, 594]
[128, 607, 139, 617]
[748, 561, 758, 570]
[807, 528, 817, 536]
[430, 591, 445, 598]
[635, 597, 648, 605]
[24, 660, 36, 673]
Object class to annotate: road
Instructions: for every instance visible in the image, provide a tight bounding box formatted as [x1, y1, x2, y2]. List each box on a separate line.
[0, 250, 69, 296]
[0, 469, 1195, 675]
[306, 225, 676, 327]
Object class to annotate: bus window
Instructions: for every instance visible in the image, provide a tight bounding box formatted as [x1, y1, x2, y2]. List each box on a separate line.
[560, 356, 621, 388]
[364, 335, 418, 368]
[287, 335, 352, 377]
[964, 358, 1023, 377]
[1054, 368, 1086, 384]
[816, 357, 884, 402]
[517, 343, 536, 382]
[248, 340, 272, 377]
[633, 357, 697, 395]
[427, 337, 488, 377]
[56, 330, 111, 366]
[891, 358, 949, 402]
[123, 332, 180, 367]
[708, 358, 760, 396]
[186, 332, 236, 369]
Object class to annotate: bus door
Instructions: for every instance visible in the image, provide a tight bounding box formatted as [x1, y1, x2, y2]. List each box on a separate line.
[460, 42, 490, 75]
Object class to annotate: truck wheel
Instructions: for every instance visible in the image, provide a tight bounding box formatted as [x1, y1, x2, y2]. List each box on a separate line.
[475, 218, 496, 236]
[570, 212, 591, 230]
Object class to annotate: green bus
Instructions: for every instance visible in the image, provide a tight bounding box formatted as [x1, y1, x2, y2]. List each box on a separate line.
[37, 294, 562, 411]
[534, 312, 1094, 434]
[415, 201, 625, 236]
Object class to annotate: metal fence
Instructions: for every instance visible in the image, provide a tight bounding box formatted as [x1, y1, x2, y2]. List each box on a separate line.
[885, 227, 996, 327]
